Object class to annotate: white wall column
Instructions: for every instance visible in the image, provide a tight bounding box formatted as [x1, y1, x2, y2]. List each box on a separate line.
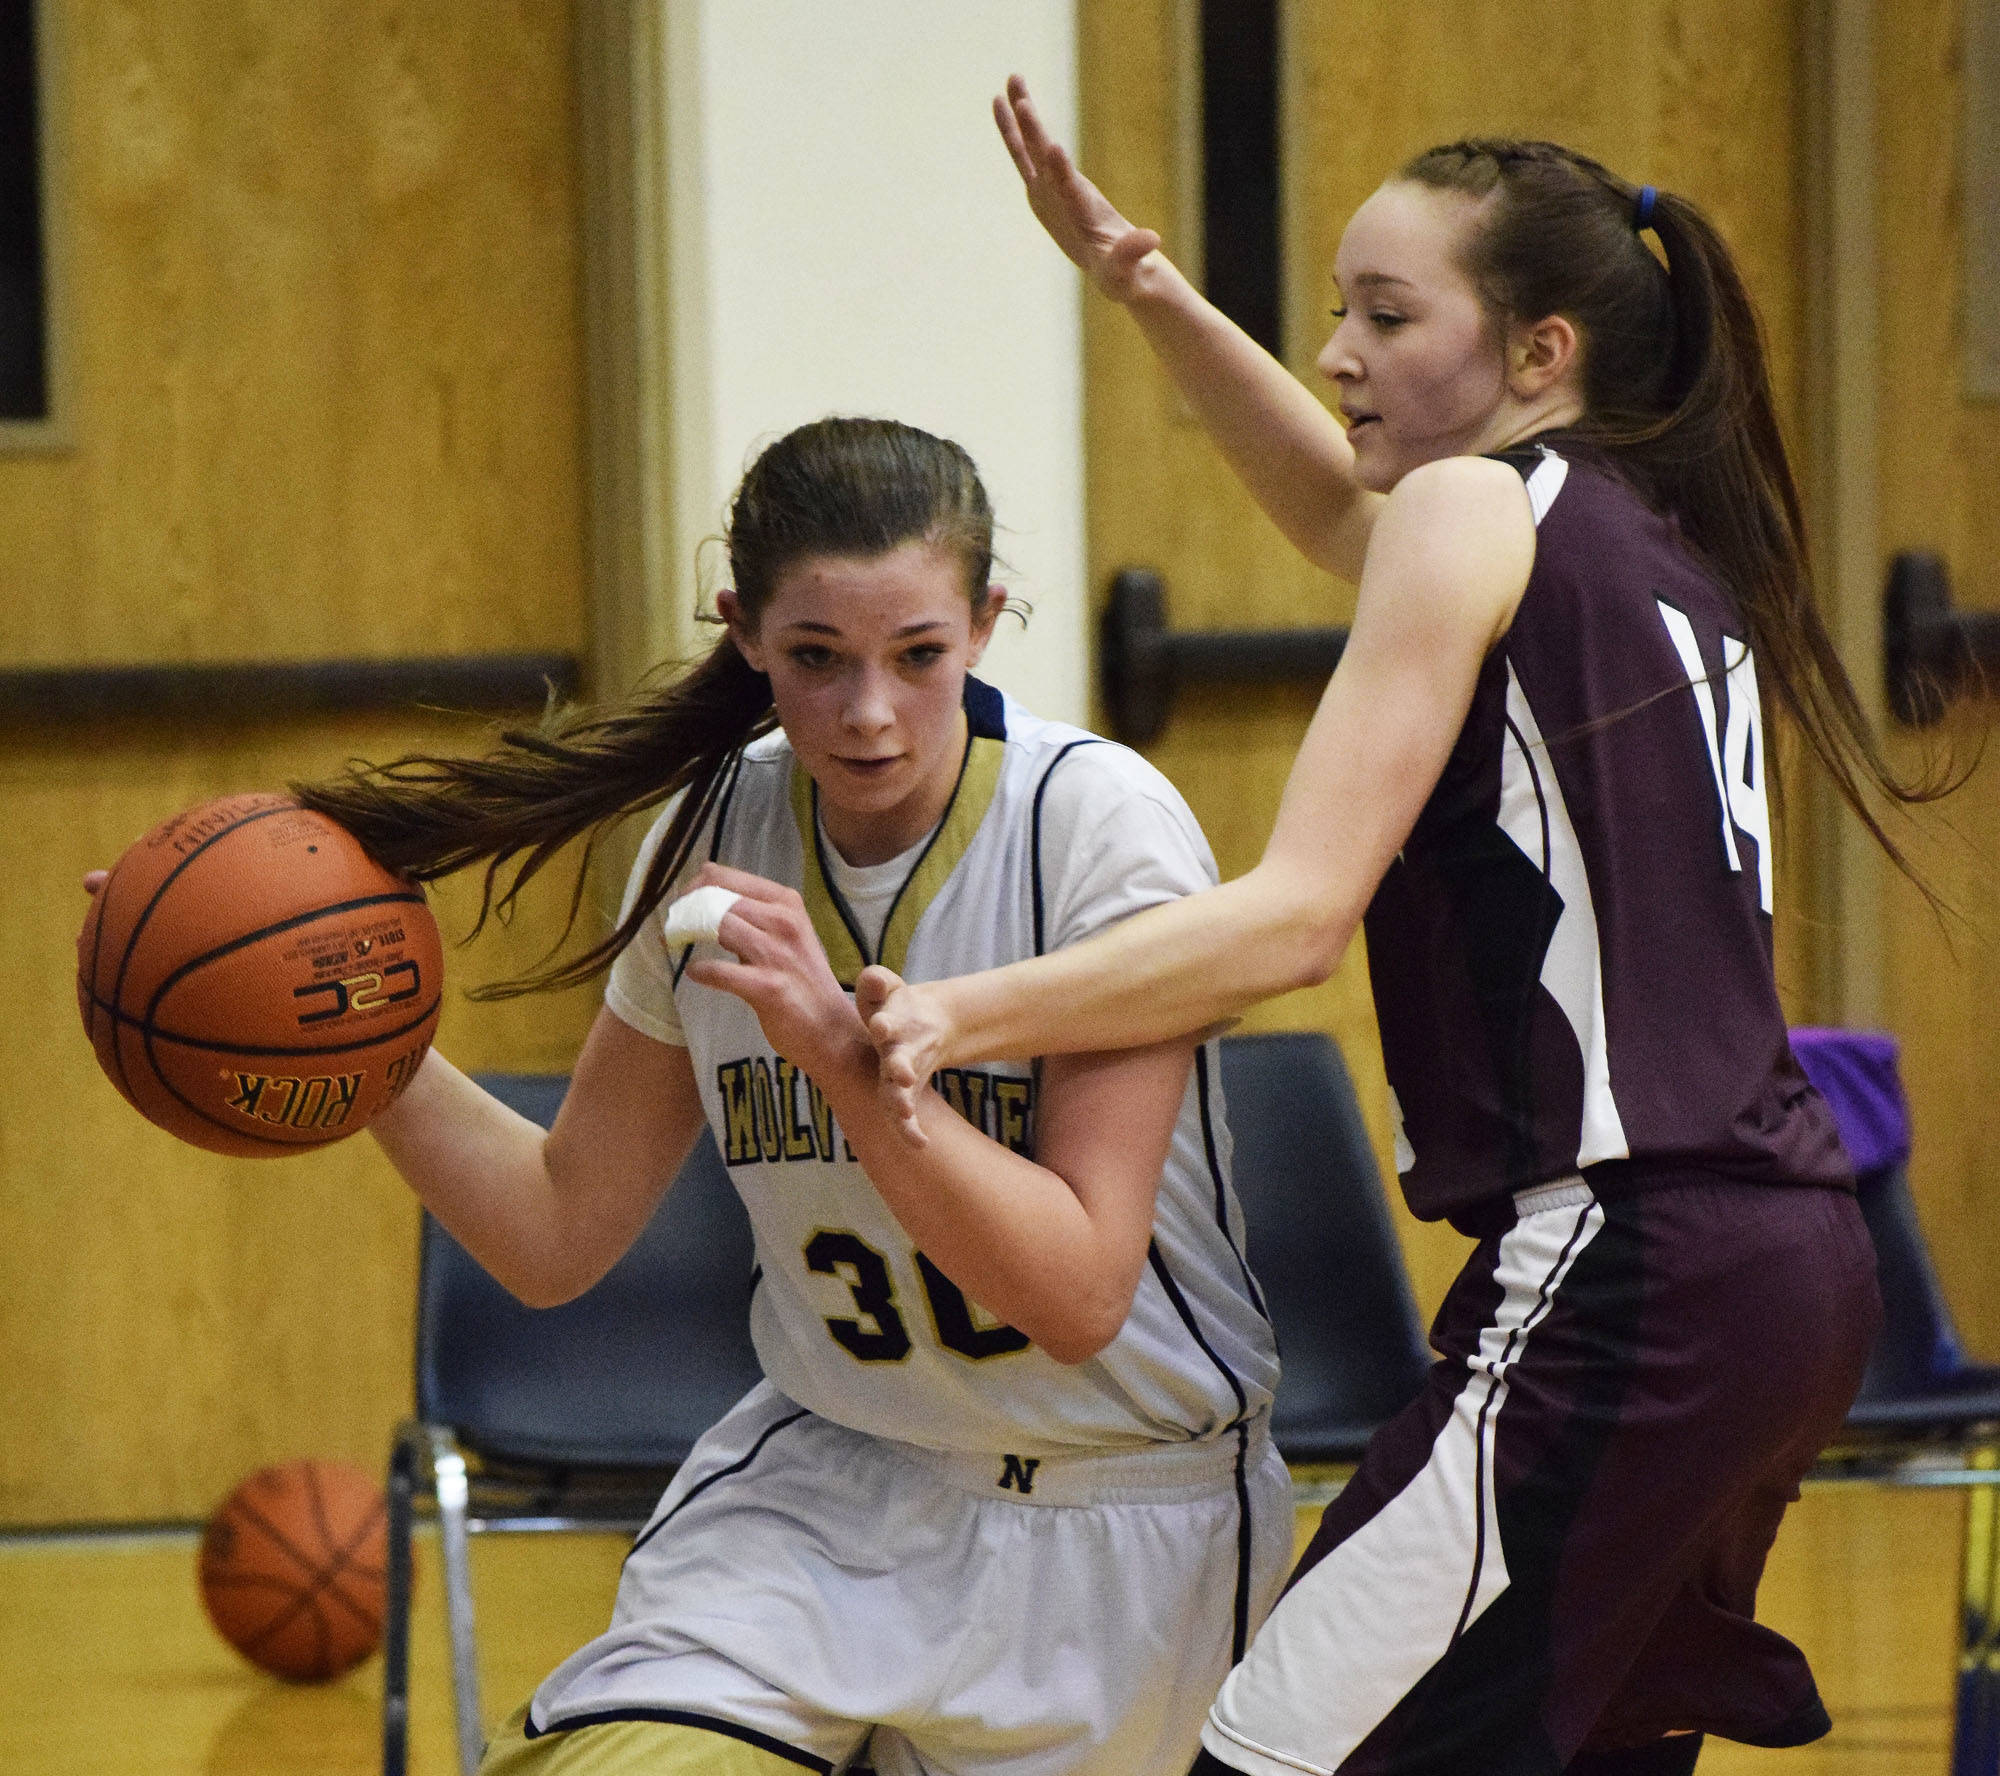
[657, 2, 1087, 723]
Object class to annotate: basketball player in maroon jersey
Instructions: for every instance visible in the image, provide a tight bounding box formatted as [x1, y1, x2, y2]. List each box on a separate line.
[847, 78, 1945, 1775]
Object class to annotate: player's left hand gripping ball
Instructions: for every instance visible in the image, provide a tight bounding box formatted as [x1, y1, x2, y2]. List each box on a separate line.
[76, 793, 443, 1157]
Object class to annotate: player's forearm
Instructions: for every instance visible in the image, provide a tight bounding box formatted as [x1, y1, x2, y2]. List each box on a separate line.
[1123, 254, 1370, 578]
[366, 1051, 599, 1308]
[812, 1041, 1143, 1364]
[922, 863, 1350, 1071]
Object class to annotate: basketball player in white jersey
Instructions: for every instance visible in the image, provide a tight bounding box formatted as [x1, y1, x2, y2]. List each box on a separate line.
[294, 417, 1289, 1776]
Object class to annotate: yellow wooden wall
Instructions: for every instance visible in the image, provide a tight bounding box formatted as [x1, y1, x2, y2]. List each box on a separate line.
[1081, 0, 1814, 1318]
[0, 4, 597, 1526]
[1875, 0, 2000, 1357]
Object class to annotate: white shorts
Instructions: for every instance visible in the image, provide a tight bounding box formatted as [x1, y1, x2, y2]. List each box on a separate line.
[523, 1382, 1293, 1776]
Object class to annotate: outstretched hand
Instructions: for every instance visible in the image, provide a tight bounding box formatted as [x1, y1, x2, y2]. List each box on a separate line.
[994, 73, 1162, 300]
[682, 863, 867, 1080]
[855, 966, 948, 1149]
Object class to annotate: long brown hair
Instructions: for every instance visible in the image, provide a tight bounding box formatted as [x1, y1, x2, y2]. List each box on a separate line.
[296, 416, 996, 996]
[1398, 139, 1949, 880]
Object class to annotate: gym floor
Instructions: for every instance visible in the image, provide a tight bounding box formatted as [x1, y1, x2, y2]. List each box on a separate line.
[0, 1487, 1962, 1776]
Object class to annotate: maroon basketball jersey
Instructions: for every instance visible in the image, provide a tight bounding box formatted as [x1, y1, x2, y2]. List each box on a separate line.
[1363, 440, 1850, 1230]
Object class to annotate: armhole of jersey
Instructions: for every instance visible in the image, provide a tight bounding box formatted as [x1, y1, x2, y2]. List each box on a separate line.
[1196, 1045, 1270, 1323]
[1028, 738, 1105, 956]
[1146, 1239, 1250, 1429]
[669, 749, 748, 993]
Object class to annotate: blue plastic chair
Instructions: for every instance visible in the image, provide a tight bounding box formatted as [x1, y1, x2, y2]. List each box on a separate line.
[1795, 1028, 2000, 1776]
[382, 1073, 763, 1776]
[1217, 1031, 1432, 1465]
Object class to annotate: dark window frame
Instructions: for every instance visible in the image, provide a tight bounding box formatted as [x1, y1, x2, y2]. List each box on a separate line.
[0, 0, 65, 452]
[1198, 0, 1284, 360]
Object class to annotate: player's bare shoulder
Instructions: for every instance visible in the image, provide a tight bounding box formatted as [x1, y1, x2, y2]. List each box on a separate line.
[1386, 454, 1537, 555]
[1360, 455, 1538, 650]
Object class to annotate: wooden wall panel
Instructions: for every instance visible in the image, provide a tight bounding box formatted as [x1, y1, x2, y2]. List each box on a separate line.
[0, 3, 593, 1525]
[1082, 0, 1810, 1318]
[0, 2, 583, 669]
[1875, 0, 2000, 1356]
[1080, 0, 1423, 1299]
[0, 713, 603, 1525]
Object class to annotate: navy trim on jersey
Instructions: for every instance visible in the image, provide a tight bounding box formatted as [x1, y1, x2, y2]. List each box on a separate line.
[1029, 740, 1271, 1434]
[868, 721, 985, 963]
[1027, 738, 1104, 956]
[963, 673, 1007, 741]
[672, 748, 748, 993]
[1230, 1420, 1253, 1663]
[1195, 1048, 1269, 1323]
[710, 748, 748, 858]
[521, 1705, 832, 1769]
[807, 716, 985, 969]
[806, 799, 876, 965]
[625, 1408, 810, 1563]
[1147, 1239, 1249, 1425]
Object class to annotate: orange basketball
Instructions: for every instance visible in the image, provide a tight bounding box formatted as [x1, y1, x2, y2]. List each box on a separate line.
[198, 1458, 389, 1682]
[76, 794, 442, 1157]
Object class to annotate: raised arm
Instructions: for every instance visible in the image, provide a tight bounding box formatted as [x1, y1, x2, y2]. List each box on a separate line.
[366, 1006, 705, 1308]
[686, 869, 1189, 1365]
[997, 74, 1378, 580]
[860, 456, 1537, 1135]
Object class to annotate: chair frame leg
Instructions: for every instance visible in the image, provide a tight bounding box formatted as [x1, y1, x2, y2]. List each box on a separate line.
[1954, 1444, 2000, 1776]
[383, 1422, 421, 1776]
[431, 1426, 488, 1776]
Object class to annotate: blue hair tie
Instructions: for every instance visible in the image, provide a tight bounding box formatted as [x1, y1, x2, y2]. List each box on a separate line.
[1633, 185, 1658, 231]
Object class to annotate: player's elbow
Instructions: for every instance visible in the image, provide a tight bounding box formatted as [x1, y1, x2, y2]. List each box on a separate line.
[1252, 875, 1349, 995]
[496, 1267, 581, 1311]
[1033, 1284, 1137, 1367]
[1290, 927, 1350, 992]
[1039, 1320, 1119, 1367]
[493, 1246, 614, 1311]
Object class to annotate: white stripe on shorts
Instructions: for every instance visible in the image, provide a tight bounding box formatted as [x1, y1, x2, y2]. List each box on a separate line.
[1203, 1188, 1604, 1776]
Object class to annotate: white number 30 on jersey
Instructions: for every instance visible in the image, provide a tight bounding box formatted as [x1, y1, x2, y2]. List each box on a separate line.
[1656, 601, 1774, 914]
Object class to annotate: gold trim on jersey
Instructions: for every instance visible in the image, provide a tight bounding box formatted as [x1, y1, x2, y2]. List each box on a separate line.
[790, 723, 1007, 989]
[483, 1704, 816, 1774]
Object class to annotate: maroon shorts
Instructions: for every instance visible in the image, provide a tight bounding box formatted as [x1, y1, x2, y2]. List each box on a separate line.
[1202, 1177, 1880, 1776]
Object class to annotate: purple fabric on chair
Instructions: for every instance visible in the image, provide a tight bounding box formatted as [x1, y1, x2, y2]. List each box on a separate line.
[1789, 1027, 1912, 1176]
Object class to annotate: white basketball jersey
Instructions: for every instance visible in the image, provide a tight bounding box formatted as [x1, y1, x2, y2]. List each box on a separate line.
[606, 679, 1278, 1457]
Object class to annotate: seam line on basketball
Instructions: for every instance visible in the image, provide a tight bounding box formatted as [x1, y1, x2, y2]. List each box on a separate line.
[139, 889, 430, 1029]
[88, 993, 442, 1057]
[217, 1488, 386, 1666]
[103, 800, 298, 1105]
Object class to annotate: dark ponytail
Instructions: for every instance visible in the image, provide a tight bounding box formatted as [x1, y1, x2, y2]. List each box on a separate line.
[1399, 140, 1951, 886]
[297, 640, 776, 997]
[296, 416, 995, 997]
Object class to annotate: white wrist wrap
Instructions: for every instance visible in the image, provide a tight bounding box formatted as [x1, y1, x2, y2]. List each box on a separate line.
[660, 885, 741, 949]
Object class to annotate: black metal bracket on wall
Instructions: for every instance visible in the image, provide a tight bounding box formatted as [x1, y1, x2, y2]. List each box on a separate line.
[1884, 553, 2000, 726]
[1099, 568, 1347, 746]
